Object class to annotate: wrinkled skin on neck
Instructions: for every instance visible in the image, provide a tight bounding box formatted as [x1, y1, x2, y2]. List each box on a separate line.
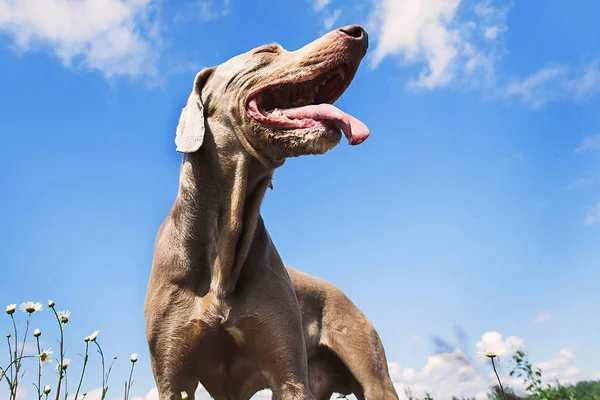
[175, 137, 273, 298]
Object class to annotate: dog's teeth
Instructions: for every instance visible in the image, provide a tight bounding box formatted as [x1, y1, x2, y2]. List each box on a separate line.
[272, 108, 291, 119]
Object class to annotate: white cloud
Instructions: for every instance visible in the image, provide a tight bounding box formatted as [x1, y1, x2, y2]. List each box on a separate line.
[16, 386, 28, 400]
[388, 332, 582, 399]
[585, 202, 600, 226]
[323, 9, 342, 30]
[506, 61, 600, 110]
[565, 176, 595, 191]
[533, 311, 553, 324]
[311, 0, 342, 32]
[389, 350, 488, 399]
[484, 26, 498, 39]
[536, 348, 574, 371]
[532, 348, 581, 387]
[505, 65, 568, 110]
[476, 331, 525, 353]
[391, 351, 490, 399]
[368, 0, 512, 89]
[313, 0, 332, 12]
[175, 0, 230, 22]
[366, 0, 600, 108]
[369, 0, 461, 88]
[0, 0, 160, 78]
[571, 61, 600, 99]
[76, 387, 107, 400]
[575, 133, 600, 153]
[473, 0, 508, 43]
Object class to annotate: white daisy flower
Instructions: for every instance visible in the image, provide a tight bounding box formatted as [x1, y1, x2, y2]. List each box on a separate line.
[39, 348, 53, 367]
[6, 304, 16, 315]
[88, 330, 99, 341]
[477, 349, 506, 359]
[130, 353, 138, 363]
[59, 359, 71, 370]
[20, 302, 42, 314]
[34, 328, 41, 338]
[57, 310, 70, 324]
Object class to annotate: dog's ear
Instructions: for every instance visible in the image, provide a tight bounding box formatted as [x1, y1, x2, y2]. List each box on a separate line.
[175, 67, 216, 153]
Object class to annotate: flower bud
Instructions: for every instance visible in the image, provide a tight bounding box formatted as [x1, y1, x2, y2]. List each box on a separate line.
[6, 304, 16, 315]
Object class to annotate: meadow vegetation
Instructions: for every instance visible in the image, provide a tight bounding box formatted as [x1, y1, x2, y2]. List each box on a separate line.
[3, 301, 599, 400]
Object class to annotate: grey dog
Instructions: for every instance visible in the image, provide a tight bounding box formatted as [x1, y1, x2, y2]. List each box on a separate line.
[144, 25, 398, 400]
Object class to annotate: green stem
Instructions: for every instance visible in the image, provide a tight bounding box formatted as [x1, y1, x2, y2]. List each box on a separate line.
[124, 361, 135, 400]
[104, 356, 116, 399]
[10, 314, 18, 400]
[52, 308, 65, 400]
[36, 336, 42, 400]
[6, 334, 14, 395]
[74, 342, 89, 400]
[13, 314, 31, 399]
[491, 357, 506, 400]
[94, 341, 106, 399]
[63, 369, 68, 400]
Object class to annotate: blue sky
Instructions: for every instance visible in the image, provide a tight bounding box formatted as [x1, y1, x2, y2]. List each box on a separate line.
[1, 0, 599, 399]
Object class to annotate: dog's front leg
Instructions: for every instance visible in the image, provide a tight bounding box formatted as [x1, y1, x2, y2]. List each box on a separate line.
[145, 285, 204, 400]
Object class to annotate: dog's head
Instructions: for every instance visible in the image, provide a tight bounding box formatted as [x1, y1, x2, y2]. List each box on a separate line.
[175, 25, 370, 166]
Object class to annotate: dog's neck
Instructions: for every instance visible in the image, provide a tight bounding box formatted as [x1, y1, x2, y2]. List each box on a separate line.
[172, 130, 274, 297]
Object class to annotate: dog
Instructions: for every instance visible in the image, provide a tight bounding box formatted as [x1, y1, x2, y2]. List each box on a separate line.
[144, 25, 398, 399]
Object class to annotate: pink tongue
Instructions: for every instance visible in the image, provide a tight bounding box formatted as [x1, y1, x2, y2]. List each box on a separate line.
[281, 104, 370, 145]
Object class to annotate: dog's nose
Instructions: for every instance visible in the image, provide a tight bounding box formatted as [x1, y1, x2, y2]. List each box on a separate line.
[339, 25, 368, 41]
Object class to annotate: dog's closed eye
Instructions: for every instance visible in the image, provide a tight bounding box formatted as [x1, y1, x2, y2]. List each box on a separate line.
[253, 45, 280, 55]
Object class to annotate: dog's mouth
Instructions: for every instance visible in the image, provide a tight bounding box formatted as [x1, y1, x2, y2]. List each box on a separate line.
[246, 63, 369, 145]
